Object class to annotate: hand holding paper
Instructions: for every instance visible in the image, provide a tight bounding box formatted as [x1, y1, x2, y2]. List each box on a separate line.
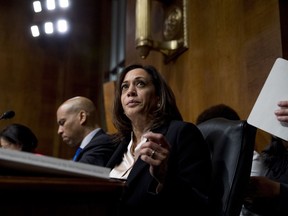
[247, 58, 288, 141]
[275, 100, 288, 123]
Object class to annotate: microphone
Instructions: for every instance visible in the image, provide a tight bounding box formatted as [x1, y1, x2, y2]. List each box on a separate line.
[0, 110, 15, 120]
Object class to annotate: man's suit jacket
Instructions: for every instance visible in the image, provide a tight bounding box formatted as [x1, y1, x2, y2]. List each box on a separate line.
[106, 120, 212, 216]
[75, 128, 116, 167]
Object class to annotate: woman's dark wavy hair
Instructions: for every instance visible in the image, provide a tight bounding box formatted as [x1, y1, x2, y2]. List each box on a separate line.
[112, 64, 182, 142]
[0, 123, 38, 152]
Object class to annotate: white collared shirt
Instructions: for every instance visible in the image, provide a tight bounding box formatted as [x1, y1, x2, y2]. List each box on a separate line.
[109, 132, 147, 180]
[79, 128, 101, 149]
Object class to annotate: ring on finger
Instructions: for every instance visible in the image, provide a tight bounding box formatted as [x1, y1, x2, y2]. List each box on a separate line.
[150, 150, 155, 158]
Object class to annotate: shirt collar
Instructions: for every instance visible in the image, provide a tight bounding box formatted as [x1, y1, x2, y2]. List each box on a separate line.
[79, 128, 101, 149]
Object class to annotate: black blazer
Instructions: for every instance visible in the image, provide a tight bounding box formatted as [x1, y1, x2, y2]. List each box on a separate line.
[75, 128, 116, 167]
[106, 120, 212, 216]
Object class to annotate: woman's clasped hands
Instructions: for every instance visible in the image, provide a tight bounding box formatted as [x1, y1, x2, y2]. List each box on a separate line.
[139, 131, 170, 190]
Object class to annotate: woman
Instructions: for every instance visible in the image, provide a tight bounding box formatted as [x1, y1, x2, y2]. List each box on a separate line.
[0, 123, 38, 153]
[107, 64, 212, 215]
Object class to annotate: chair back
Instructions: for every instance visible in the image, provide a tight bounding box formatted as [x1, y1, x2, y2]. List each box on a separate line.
[197, 118, 256, 216]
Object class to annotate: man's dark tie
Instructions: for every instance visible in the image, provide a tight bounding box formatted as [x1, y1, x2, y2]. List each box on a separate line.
[72, 147, 82, 161]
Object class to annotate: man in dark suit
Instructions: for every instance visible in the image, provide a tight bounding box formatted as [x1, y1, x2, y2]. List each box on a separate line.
[56, 96, 116, 166]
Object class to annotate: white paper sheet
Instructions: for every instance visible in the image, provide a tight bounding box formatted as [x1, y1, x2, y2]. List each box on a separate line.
[247, 57, 288, 141]
[0, 148, 111, 178]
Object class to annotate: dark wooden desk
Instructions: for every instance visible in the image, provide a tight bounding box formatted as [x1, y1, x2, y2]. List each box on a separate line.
[0, 175, 125, 216]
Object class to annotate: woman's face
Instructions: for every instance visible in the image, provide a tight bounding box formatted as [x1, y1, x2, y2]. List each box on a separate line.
[120, 68, 158, 122]
[0, 138, 22, 151]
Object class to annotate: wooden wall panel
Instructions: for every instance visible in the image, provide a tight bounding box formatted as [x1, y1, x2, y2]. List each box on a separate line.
[103, 81, 117, 134]
[0, 1, 112, 159]
[119, 0, 282, 151]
